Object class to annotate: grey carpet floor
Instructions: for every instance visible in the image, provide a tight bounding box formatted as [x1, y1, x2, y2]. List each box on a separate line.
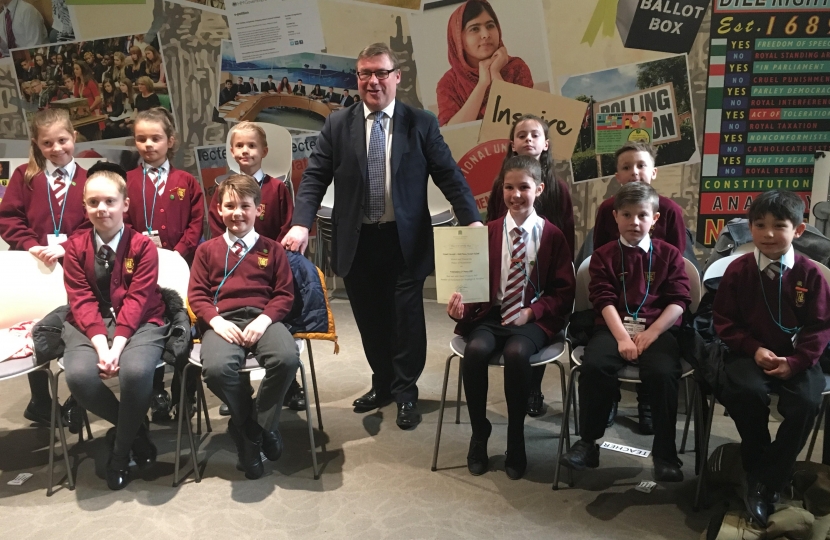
[0, 300, 806, 539]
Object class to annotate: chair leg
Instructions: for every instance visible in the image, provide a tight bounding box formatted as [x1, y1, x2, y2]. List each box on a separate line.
[694, 391, 716, 511]
[298, 359, 320, 479]
[174, 364, 202, 487]
[431, 353, 456, 472]
[198, 376, 212, 434]
[553, 365, 579, 490]
[305, 339, 324, 432]
[680, 379, 695, 454]
[455, 356, 463, 425]
[47, 368, 74, 495]
[572, 379, 580, 437]
[806, 396, 828, 462]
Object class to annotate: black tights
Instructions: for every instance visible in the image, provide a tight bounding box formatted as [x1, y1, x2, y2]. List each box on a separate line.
[462, 329, 539, 446]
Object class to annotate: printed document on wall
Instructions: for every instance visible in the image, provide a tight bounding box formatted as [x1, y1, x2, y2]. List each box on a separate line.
[228, 0, 325, 62]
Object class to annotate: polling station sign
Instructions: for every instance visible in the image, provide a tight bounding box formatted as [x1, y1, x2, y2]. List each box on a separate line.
[594, 83, 682, 145]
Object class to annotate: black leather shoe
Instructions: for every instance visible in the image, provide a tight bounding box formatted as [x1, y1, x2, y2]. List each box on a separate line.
[396, 402, 422, 429]
[131, 421, 157, 471]
[227, 421, 264, 479]
[653, 457, 684, 482]
[23, 399, 52, 426]
[150, 390, 172, 422]
[745, 480, 771, 527]
[106, 452, 130, 490]
[284, 384, 306, 412]
[526, 391, 546, 417]
[61, 396, 82, 434]
[467, 438, 488, 476]
[559, 439, 599, 471]
[606, 400, 618, 428]
[261, 429, 283, 462]
[505, 446, 527, 480]
[638, 402, 654, 435]
[219, 403, 230, 416]
[353, 388, 393, 413]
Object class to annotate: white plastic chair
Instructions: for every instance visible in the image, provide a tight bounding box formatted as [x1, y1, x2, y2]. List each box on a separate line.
[0, 252, 71, 495]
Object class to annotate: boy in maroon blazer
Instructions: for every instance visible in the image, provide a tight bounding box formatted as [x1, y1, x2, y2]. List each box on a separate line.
[559, 181, 691, 482]
[448, 156, 575, 480]
[713, 190, 830, 527]
[189, 174, 299, 480]
[593, 141, 687, 435]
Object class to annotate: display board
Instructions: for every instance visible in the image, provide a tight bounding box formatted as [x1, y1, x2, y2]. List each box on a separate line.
[697, 2, 830, 247]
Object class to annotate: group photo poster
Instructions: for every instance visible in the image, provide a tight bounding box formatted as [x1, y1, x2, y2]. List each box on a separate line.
[11, 33, 173, 143]
[560, 53, 698, 183]
[408, 0, 553, 127]
[216, 40, 357, 134]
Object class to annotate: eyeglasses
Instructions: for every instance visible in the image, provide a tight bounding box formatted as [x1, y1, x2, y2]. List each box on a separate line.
[357, 69, 398, 81]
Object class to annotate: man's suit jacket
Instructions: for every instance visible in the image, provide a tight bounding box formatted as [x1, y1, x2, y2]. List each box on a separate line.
[249, 82, 258, 92]
[293, 84, 306, 96]
[263, 81, 277, 92]
[293, 101, 479, 280]
[240, 82, 252, 94]
[341, 95, 354, 107]
[219, 87, 235, 105]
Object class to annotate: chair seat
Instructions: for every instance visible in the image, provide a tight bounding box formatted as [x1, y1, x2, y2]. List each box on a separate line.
[450, 333, 567, 367]
[571, 345, 694, 382]
[430, 209, 454, 227]
[0, 355, 41, 381]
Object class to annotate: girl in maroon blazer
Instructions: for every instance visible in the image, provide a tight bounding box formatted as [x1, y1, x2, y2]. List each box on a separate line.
[447, 155, 575, 480]
[0, 109, 88, 427]
[62, 169, 167, 491]
[484, 113, 575, 418]
[124, 107, 204, 421]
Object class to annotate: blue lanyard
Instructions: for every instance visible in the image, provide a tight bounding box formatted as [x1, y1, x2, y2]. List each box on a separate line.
[141, 166, 164, 233]
[756, 254, 800, 335]
[213, 241, 248, 306]
[503, 219, 542, 302]
[46, 169, 70, 237]
[618, 239, 653, 321]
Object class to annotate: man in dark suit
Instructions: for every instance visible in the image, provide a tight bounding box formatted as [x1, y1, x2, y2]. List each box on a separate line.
[293, 79, 306, 96]
[264, 75, 277, 92]
[238, 76, 252, 94]
[248, 77, 259, 93]
[321, 86, 335, 103]
[219, 79, 236, 105]
[339, 89, 354, 107]
[283, 43, 481, 430]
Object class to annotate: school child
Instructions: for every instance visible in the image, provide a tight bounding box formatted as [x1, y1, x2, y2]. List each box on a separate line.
[485, 113, 575, 419]
[713, 190, 830, 527]
[188, 174, 300, 480]
[448, 155, 575, 480]
[0, 109, 88, 428]
[206, 121, 303, 415]
[558, 181, 691, 483]
[124, 107, 204, 420]
[593, 141, 687, 434]
[62, 168, 168, 491]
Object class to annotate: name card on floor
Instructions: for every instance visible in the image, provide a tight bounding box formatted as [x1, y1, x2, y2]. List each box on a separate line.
[600, 441, 651, 458]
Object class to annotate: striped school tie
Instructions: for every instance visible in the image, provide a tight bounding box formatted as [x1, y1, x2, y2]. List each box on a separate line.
[53, 168, 66, 207]
[231, 239, 245, 257]
[501, 227, 527, 325]
[149, 167, 165, 195]
[765, 261, 782, 280]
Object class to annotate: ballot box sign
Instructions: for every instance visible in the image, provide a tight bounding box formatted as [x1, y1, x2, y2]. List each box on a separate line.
[617, 0, 711, 54]
[595, 112, 655, 154]
[595, 83, 682, 145]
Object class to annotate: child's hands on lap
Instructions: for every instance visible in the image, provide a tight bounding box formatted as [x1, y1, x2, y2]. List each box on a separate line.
[447, 292, 465, 319]
[754, 347, 779, 370]
[242, 314, 272, 347]
[210, 316, 244, 345]
[763, 356, 793, 380]
[617, 336, 639, 362]
[503, 308, 535, 327]
[29, 245, 65, 265]
[633, 328, 659, 356]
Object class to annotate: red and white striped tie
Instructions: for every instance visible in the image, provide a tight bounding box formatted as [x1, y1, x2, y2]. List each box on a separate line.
[149, 167, 165, 195]
[501, 227, 527, 325]
[53, 168, 66, 207]
[231, 239, 245, 257]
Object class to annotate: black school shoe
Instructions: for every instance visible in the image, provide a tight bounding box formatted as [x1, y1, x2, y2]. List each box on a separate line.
[131, 420, 157, 471]
[284, 382, 306, 412]
[227, 421, 264, 479]
[467, 438, 489, 476]
[526, 391, 546, 417]
[105, 428, 130, 490]
[653, 456, 683, 482]
[150, 390, 172, 422]
[505, 445, 527, 480]
[745, 478, 774, 527]
[23, 399, 53, 426]
[559, 439, 599, 471]
[261, 429, 284, 462]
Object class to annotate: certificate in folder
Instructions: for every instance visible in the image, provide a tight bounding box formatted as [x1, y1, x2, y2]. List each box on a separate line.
[434, 227, 489, 304]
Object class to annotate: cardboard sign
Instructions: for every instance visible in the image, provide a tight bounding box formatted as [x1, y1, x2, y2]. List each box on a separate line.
[478, 79, 588, 161]
[595, 82, 681, 145]
[595, 111, 654, 154]
[616, 0, 710, 54]
[600, 441, 651, 458]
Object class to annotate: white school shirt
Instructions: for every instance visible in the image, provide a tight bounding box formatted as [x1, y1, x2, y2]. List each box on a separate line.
[0, 0, 47, 56]
[497, 210, 543, 305]
[44, 159, 76, 200]
[619, 234, 651, 252]
[94, 226, 124, 252]
[223, 228, 259, 254]
[756, 246, 794, 275]
[362, 99, 395, 223]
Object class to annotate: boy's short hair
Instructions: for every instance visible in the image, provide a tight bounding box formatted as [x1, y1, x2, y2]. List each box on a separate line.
[615, 141, 657, 167]
[229, 121, 268, 149]
[748, 189, 805, 226]
[85, 169, 128, 199]
[216, 174, 262, 207]
[502, 155, 542, 185]
[87, 161, 128, 182]
[613, 181, 660, 213]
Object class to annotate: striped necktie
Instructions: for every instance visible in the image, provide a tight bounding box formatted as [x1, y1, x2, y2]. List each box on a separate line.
[501, 227, 527, 325]
[231, 239, 245, 257]
[53, 168, 67, 207]
[149, 167, 165, 195]
[5, 9, 16, 50]
[765, 260, 782, 280]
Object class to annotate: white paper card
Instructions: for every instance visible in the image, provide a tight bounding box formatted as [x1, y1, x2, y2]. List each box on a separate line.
[600, 441, 651, 458]
[635, 480, 657, 493]
[47, 234, 68, 246]
[228, 0, 325, 62]
[8, 473, 33, 485]
[434, 227, 489, 304]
